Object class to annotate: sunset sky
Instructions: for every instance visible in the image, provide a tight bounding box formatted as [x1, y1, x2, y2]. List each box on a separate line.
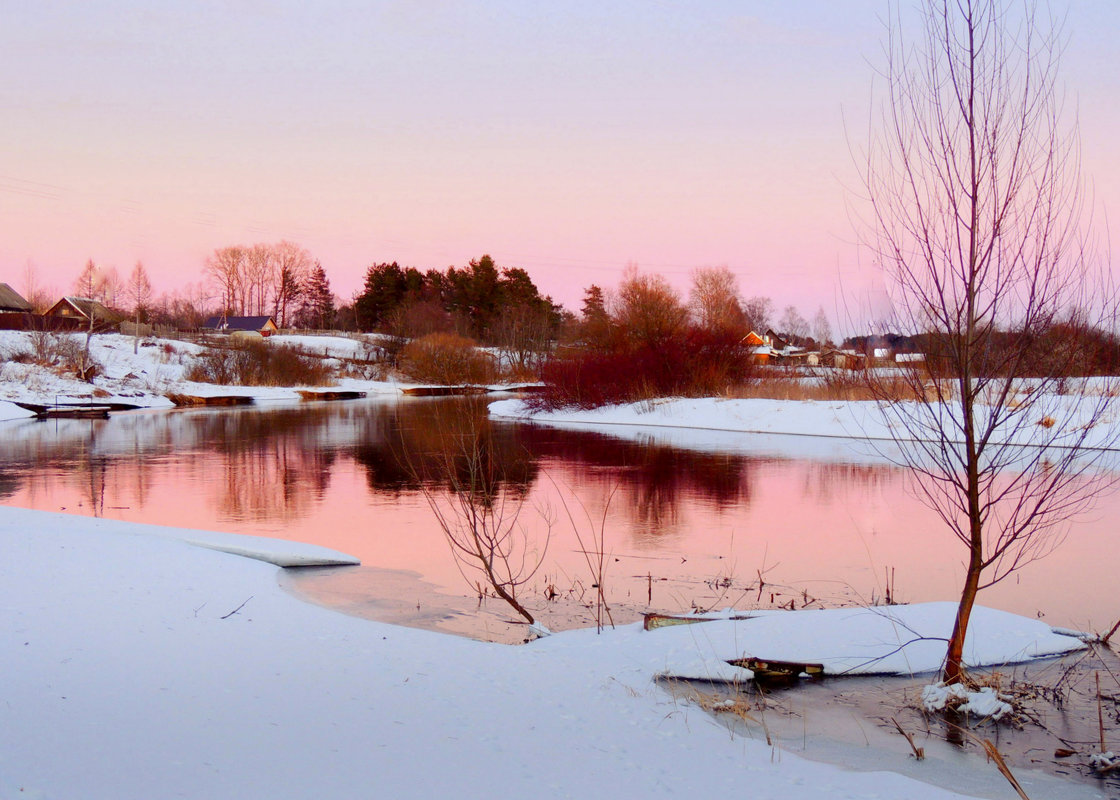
[2, 1, 1118, 322]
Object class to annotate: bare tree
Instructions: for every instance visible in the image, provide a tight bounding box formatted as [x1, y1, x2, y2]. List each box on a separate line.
[689, 266, 745, 333]
[812, 306, 833, 347]
[407, 402, 548, 630]
[21, 260, 53, 313]
[205, 246, 246, 316]
[613, 265, 688, 347]
[244, 244, 274, 317]
[124, 262, 153, 354]
[860, 0, 1119, 683]
[73, 258, 104, 301]
[741, 295, 773, 335]
[778, 305, 809, 344]
[271, 240, 313, 328]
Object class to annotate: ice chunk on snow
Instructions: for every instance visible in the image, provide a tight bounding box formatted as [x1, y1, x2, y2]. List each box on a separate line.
[921, 683, 1013, 720]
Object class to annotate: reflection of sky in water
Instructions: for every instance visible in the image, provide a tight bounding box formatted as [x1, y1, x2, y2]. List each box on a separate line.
[0, 398, 1115, 631]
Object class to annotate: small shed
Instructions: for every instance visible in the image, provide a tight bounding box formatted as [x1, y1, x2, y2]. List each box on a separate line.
[822, 349, 867, 370]
[202, 315, 278, 337]
[0, 283, 33, 313]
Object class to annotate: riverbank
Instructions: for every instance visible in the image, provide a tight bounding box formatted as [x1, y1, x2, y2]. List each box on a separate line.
[0, 330, 528, 414]
[2, 506, 1111, 799]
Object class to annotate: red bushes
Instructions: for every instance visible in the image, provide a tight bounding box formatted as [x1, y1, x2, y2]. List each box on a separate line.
[529, 327, 755, 410]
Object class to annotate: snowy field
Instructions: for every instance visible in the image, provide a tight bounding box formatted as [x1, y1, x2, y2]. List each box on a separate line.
[0, 330, 404, 410]
[489, 392, 1120, 454]
[1, 507, 1103, 800]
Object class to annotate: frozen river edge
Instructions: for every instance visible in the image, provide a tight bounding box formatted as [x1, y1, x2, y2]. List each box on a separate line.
[1, 506, 1109, 800]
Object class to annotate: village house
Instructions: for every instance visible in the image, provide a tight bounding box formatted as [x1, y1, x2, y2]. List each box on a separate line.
[0, 283, 33, 313]
[201, 315, 278, 337]
[44, 296, 120, 326]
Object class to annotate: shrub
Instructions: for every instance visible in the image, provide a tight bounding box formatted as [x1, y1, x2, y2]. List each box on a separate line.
[16, 332, 102, 381]
[185, 341, 332, 386]
[398, 333, 497, 385]
[529, 327, 754, 410]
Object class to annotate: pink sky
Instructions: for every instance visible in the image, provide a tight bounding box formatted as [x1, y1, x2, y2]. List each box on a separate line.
[3, 2, 1118, 321]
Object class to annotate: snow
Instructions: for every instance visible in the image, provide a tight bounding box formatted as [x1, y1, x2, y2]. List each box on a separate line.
[0, 400, 35, 421]
[1, 506, 1095, 799]
[639, 603, 1085, 681]
[0, 330, 402, 407]
[489, 394, 1120, 454]
[920, 684, 1014, 720]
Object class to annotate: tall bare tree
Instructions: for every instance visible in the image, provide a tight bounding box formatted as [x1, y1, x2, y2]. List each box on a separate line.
[271, 240, 313, 328]
[244, 244, 274, 317]
[205, 246, 246, 316]
[689, 266, 745, 333]
[860, 0, 1119, 683]
[124, 261, 153, 353]
[741, 295, 773, 335]
[778, 305, 808, 344]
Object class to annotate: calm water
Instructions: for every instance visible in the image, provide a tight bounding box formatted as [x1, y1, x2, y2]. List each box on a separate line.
[2, 397, 1116, 634]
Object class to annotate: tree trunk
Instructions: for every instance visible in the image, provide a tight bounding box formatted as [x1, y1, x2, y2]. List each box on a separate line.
[943, 553, 982, 683]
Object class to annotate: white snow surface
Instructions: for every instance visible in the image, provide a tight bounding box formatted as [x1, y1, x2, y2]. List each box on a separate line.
[0, 331, 404, 407]
[1, 506, 1091, 800]
[644, 603, 1084, 681]
[489, 394, 1120, 454]
[921, 684, 1014, 720]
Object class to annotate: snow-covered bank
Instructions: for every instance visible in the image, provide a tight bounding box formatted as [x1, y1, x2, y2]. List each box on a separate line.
[490, 395, 1120, 456]
[1, 507, 1099, 799]
[0, 330, 407, 409]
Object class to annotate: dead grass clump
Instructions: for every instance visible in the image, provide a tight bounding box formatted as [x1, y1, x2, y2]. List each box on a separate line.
[185, 341, 333, 386]
[398, 332, 497, 385]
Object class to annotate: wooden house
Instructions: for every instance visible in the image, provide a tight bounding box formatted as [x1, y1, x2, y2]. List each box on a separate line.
[0, 283, 32, 313]
[45, 296, 120, 326]
[821, 349, 867, 370]
[740, 330, 771, 364]
[201, 315, 278, 336]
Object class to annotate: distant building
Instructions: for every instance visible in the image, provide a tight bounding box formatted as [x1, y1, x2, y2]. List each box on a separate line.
[44, 296, 120, 325]
[201, 315, 278, 336]
[0, 283, 33, 313]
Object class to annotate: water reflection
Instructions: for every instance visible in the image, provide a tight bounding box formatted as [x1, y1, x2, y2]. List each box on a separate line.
[351, 398, 538, 497]
[0, 398, 1115, 631]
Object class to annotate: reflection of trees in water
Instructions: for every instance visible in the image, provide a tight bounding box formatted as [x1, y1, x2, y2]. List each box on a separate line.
[178, 408, 339, 522]
[0, 467, 20, 500]
[513, 425, 757, 535]
[797, 462, 903, 505]
[3, 399, 902, 534]
[1, 407, 342, 525]
[349, 400, 757, 535]
[351, 398, 538, 499]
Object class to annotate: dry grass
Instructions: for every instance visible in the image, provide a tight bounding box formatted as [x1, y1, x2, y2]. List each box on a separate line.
[724, 369, 926, 403]
[185, 340, 333, 386]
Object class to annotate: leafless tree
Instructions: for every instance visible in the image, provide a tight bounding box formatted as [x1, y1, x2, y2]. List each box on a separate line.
[778, 305, 809, 344]
[859, 0, 1119, 683]
[21, 260, 53, 313]
[244, 244, 274, 317]
[741, 295, 773, 335]
[407, 403, 548, 629]
[123, 261, 153, 354]
[271, 240, 313, 328]
[812, 306, 833, 347]
[689, 266, 745, 334]
[205, 246, 246, 316]
[612, 264, 688, 347]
